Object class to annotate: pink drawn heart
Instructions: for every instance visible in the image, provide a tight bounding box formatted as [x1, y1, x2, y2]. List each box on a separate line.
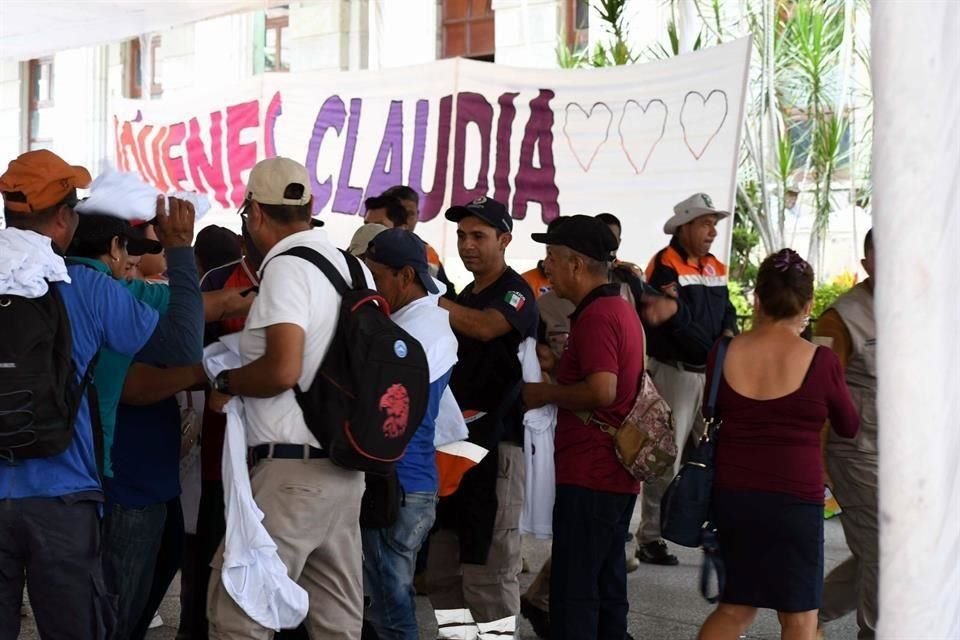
[618, 99, 668, 174]
[562, 102, 613, 172]
[680, 90, 728, 160]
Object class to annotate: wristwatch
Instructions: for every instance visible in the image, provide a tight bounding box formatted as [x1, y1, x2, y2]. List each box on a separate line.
[213, 370, 233, 395]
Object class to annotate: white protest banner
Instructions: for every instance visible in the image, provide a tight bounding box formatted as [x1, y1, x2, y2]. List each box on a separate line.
[111, 38, 750, 279]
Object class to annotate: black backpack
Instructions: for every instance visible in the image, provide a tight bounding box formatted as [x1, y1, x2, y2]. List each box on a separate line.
[274, 246, 431, 476]
[0, 283, 94, 463]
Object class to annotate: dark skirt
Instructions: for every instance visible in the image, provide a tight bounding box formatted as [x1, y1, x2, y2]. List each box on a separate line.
[713, 488, 824, 612]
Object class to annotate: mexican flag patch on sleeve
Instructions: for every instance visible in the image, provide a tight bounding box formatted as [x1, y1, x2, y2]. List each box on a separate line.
[504, 290, 526, 311]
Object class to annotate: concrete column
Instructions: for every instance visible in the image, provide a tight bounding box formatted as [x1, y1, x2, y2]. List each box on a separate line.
[872, 1, 960, 637]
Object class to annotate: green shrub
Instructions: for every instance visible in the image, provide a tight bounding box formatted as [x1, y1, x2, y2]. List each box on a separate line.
[813, 282, 851, 318]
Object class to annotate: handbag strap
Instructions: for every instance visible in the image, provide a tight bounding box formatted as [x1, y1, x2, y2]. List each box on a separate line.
[703, 336, 732, 422]
[699, 523, 725, 603]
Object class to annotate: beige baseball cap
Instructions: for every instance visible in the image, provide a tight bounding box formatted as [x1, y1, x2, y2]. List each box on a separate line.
[663, 192, 729, 234]
[245, 157, 312, 206]
[347, 222, 388, 257]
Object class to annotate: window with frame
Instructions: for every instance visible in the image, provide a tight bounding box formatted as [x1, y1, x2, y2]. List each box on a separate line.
[28, 58, 54, 150]
[125, 38, 143, 99]
[441, 0, 495, 61]
[149, 36, 163, 98]
[263, 5, 290, 72]
[565, 0, 589, 53]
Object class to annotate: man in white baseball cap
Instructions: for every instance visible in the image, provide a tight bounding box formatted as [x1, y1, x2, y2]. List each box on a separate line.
[634, 192, 739, 567]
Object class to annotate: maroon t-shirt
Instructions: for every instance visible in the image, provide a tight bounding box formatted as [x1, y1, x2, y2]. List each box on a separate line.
[710, 345, 860, 503]
[555, 285, 644, 495]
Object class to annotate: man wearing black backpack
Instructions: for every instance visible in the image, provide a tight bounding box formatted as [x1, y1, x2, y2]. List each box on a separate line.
[0, 149, 203, 640]
[425, 196, 538, 640]
[205, 157, 375, 638]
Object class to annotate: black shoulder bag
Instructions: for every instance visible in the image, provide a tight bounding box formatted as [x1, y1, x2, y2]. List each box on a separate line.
[659, 336, 731, 602]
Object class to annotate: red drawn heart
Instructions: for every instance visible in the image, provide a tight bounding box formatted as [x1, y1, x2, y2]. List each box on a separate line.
[562, 102, 613, 172]
[680, 90, 728, 160]
[618, 99, 668, 174]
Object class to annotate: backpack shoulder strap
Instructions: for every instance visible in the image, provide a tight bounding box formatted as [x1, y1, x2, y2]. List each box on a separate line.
[276, 246, 350, 295]
[338, 249, 368, 290]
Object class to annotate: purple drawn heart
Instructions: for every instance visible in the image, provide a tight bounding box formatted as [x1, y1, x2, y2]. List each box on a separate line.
[618, 99, 668, 174]
[680, 90, 728, 160]
[562, 102, 613, 172]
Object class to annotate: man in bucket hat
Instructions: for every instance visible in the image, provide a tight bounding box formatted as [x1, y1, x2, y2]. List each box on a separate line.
[634, 193, 739, 566]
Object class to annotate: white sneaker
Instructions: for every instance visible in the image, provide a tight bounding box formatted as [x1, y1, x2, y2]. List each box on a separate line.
[149, 614, 163, 629]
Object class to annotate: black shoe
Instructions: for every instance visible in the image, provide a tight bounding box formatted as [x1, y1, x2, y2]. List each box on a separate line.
[635, 540, 679, 566]
[520, 596, 551, 639]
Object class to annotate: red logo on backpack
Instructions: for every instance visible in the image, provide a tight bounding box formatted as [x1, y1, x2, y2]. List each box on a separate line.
[380, 384, 410, 438]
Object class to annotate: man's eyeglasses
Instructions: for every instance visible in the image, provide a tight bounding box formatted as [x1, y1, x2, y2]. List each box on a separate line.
[238, 199, 251, 225]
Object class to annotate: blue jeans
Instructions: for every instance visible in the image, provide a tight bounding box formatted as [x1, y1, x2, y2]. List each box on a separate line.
[361, 491, 437, 639]
[550, 484, 637, 640]
[101, 502, 166, 640]
[0, 497, 113, 640]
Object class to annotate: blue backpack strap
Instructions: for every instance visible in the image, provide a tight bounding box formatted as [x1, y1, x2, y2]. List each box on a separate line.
[704, 336, 732, 422]
[276, 246, 349, 296]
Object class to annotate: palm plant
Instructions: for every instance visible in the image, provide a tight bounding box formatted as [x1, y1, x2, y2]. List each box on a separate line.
[673, 0, 869, 278]
[554, 0, 871, 279]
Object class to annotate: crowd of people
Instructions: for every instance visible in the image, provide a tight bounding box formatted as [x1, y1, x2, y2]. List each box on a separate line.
[0, 148, 877, 640]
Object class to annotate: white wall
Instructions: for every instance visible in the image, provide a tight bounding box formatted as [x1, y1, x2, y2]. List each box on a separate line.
[368, 0, 438, 70]
[493, 0, 563, 68]
[0, 60, 22, 166]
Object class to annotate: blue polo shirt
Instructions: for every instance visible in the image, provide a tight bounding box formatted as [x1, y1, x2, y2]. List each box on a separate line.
[397, 371, 452, 494]
[66, 257, 170, 478]
[0, 264, 159, 500]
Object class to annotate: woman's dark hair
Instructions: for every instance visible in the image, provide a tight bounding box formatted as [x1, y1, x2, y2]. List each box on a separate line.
[68, 233, 126, 260]
[755, 249, 814, 320]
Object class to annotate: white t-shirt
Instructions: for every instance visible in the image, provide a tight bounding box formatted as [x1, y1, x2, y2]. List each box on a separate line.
[389, 296, 458, 384]
[239, 228, 374, 448]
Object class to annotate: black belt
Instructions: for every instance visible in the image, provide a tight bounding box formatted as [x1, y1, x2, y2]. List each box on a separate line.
[656, 358, 707, 374]
[248, 443, 328, 466]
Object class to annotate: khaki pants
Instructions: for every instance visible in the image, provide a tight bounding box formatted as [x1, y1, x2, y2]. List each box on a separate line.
[523, 557, 551, 611]
[820, 454, 879, 639]
[207, 458, 364, 639]
[427, 444, 525, 638]
[636, 359, 705, 544]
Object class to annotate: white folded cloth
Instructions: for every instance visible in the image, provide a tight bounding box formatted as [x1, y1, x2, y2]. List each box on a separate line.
[202, 337, 309, 630]
[0, 228, 70, 298]
[75, 167, 211, 221]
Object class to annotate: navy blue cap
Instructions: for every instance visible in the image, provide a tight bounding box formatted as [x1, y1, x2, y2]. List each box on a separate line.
[366, 229, 439, 294]
[444, 196, 512, 233]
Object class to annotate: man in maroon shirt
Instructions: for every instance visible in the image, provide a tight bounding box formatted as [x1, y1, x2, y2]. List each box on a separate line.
[522, 215, 645, 640]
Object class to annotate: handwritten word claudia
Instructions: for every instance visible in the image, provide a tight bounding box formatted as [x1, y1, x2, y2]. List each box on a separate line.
[114, 91, 560, 222]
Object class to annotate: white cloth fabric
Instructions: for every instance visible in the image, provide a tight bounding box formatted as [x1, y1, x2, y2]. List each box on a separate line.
[390, 295, 458, 384]
[75, 166, 211, 221]
[240, 229, 374, 448]
[0, 228, 70, 297]
[220, 396, 309, 630]
[202, 333, 243, 380]
[435, 388, 469, 448]
[201, 338, 309, 629]
[517, 336, 557, 538]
